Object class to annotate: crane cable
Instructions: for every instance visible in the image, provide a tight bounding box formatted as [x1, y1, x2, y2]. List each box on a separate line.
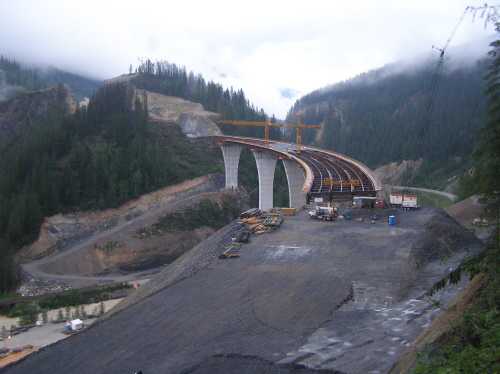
[403, 7, 469, 195]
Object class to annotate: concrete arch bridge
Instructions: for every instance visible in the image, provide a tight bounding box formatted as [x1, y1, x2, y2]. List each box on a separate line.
[204, 136, 382, 211]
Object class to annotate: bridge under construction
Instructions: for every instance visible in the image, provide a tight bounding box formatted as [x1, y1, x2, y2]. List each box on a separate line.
[205, 135, 382, 211]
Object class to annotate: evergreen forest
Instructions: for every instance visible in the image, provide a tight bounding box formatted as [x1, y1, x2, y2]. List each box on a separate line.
[0, 57, 288, 295]
[0, 55, 102, 101]
[287, 56, 489, 189]
[0, 80, 218, 294]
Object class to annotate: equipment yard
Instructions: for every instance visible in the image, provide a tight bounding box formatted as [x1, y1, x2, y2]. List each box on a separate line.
[1, 205, 483, 374]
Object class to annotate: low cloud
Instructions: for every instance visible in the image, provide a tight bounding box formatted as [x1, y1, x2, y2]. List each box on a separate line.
[0, 69, 25, 102]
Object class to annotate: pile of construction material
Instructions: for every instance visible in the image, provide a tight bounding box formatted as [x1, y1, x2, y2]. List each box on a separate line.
[240, 213, 283, 234]
[240, 208, 261, 219]
[219, 211, 285, 259]
[218, 242, 243, 259]
[240, 216, 270, 234]
[269, 207, 298, 216]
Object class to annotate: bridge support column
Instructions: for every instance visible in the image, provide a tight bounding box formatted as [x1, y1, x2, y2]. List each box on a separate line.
[221, 145, 242, 189]
[282, 159, 306, 208]
[253, 150, 278, 212]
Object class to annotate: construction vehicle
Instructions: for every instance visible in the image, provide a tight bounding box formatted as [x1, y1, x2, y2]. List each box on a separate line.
[309, 206, 338, 221]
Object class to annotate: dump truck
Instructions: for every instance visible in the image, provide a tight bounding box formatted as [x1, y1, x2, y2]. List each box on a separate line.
[309, 206, 337, 221]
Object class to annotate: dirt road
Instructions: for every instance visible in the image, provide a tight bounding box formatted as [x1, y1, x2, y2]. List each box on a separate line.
[22, 190, 221, 286]
[391, 186, 457, 200]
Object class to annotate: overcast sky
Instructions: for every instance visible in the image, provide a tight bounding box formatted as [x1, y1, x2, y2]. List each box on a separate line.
[0, 1, 498, 119]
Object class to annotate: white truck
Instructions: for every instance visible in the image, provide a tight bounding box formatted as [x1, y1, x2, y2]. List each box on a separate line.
[401, 195, 419, 210]
[309, 206, 338, 221]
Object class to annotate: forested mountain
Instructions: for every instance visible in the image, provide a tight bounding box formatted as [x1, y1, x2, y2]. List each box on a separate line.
[0, 57, 286, 294]
[0, 55, 102, 102]
[131, 59, 282, 140]
[286, 56, 489, 189]
[129, 59, 286, 205]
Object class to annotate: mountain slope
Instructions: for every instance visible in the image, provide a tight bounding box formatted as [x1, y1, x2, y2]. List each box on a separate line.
[0, 83, 77, 147]
[0, 56, 102, 102]
[287, 57, 488, 189]
[0, 81, 226, 294]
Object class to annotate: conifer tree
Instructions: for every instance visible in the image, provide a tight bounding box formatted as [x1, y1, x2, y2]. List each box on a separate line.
[474, 26, 500, 223]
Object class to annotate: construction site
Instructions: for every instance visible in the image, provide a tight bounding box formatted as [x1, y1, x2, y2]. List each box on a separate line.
[0, 13, 487, 370]
[0, 191, 485, 374]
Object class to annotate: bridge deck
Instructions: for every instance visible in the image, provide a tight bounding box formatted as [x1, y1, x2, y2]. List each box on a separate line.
[205, 136, 382, 200]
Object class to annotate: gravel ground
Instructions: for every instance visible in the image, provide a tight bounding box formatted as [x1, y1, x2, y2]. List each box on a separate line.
[0, 206, 483, 374]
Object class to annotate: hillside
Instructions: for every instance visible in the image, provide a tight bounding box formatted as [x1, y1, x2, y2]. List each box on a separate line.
[0, 80, 229, 294]
[15, 88, 246, 283]
[0, 56, 102, 102]
[0, 83, 77, 146]
[287, 57, 489, 190]
[0, 205, 484, 374]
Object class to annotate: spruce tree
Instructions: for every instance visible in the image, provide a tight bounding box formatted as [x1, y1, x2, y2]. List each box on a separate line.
[475, 26, 500, 225]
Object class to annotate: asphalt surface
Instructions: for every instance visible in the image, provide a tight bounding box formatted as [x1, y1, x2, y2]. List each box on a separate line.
[0, 206, 483, 374]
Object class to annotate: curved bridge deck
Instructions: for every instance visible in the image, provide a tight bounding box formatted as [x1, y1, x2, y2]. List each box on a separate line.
[205, 135, 382, 203]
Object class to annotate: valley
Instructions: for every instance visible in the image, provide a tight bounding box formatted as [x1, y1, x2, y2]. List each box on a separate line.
[0, 54, 497, 372]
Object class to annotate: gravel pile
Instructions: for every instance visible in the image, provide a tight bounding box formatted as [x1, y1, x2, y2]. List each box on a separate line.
[15, 272, 73, 297]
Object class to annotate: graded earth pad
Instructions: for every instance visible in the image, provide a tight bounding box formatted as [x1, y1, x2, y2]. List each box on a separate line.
[0, 206, 483, 374]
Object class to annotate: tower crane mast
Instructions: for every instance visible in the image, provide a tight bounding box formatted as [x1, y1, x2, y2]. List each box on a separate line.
[287, 112, 321, 151]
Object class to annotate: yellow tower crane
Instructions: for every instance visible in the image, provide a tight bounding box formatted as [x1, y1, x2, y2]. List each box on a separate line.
[218, 112, 321, 150]
[218, 115, 283, 143]
[288, 112, 321, 151]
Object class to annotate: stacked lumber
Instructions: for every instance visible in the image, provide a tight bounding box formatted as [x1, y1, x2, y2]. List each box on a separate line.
[240, 208, 261, 218]
[249, 223, 271, 234]
[240, 217, 263, 224]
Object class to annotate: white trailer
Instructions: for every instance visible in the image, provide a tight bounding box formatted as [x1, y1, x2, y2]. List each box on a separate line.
[390, 193, 403, 206]
[402, 195, 419, 210]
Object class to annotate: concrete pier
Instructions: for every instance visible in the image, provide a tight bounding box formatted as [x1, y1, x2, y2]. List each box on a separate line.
[282, 159, 306, 208]
[221, 144, 242, 189]
[253, 150, 278, 212]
